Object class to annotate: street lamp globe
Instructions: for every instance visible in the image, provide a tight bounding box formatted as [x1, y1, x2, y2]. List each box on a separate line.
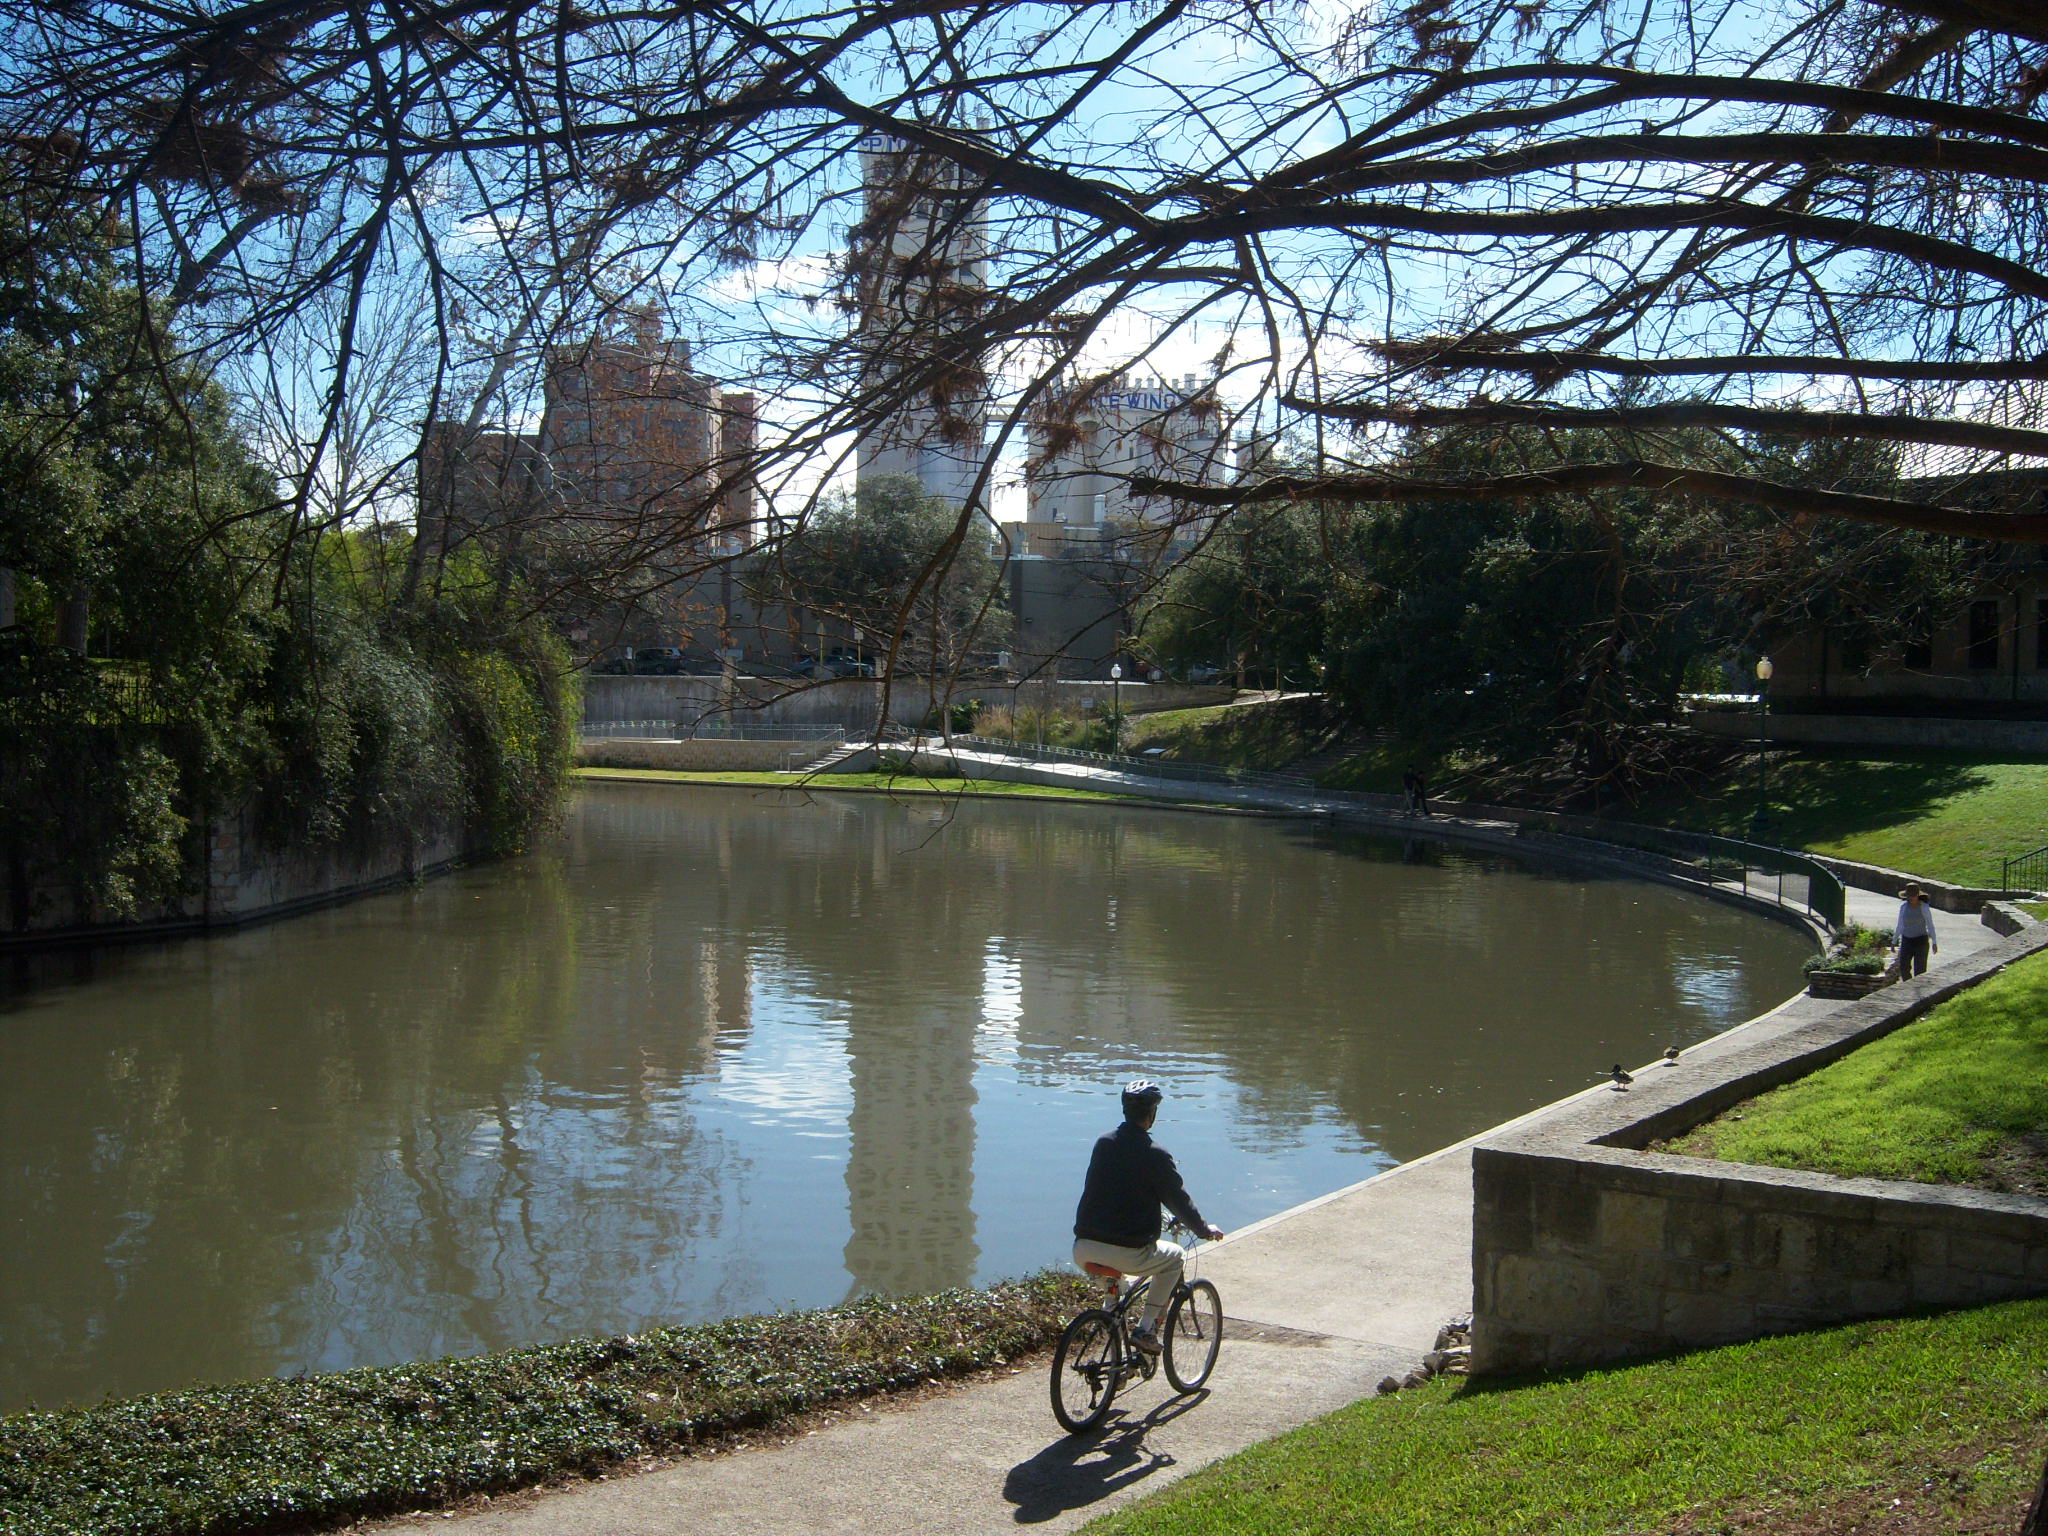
[1110, 663, 1123, 681]
[1755, 655, 1773, 683]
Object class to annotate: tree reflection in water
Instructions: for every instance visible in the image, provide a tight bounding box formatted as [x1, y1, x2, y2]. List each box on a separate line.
[0, 783, 1810, 1410]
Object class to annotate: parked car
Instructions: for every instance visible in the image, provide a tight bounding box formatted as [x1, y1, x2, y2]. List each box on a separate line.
[632, 647, 688, 675]
[592, 650, 637, 675]
[792, 649, 876, 679]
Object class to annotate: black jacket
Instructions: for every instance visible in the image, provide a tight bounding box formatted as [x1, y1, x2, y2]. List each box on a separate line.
[1072, 1120, 1209, 1247]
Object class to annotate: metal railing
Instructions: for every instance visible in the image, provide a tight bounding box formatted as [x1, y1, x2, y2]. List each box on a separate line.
[582, 720, 847, 742]
[953, 735, 1316, 792]
[1376, 803, 1849, 933]
[2002, 843, 2048, 895]
[950, 734, 1844, 931]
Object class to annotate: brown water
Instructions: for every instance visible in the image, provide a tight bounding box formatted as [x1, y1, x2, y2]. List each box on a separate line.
[0, 782, 1812, 1412]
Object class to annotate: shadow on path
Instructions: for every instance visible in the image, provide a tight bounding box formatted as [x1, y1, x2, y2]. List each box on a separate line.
[1001, 1391, 1208, 1524]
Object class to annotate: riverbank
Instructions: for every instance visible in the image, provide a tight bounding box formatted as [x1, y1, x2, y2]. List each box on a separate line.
[0, 1279, 1085, 1536]
[10, 763, 2027, 1536]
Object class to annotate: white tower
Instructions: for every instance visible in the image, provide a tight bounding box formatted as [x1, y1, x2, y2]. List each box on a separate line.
[851, 137, 990, 507]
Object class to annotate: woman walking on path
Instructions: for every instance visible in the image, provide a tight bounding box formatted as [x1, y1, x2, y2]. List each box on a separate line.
[1895, 885, 1938, 980]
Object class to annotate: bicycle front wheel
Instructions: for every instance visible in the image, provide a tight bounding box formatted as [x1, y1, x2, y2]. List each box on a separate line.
[1164, 1279, 1223, 1392]
[1050, 1309, 1124, 1433]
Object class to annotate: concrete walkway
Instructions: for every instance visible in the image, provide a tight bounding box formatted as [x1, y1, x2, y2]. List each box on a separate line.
[369, 769, 2010, 1535]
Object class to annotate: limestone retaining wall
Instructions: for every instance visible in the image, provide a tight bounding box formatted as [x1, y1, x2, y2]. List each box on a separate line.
[10, 808, 481, 948]
[577, 738, 839, 773]
[1687, 707, 2048, 754]
[1471, 921, 2048, 1374]
[581, 674, 1237, 731]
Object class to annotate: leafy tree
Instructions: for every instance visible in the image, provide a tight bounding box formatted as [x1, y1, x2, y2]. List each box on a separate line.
[0, 181, 576, 930]
[0, 181, 279, 919]
[1137, 503, 1334, 689]
[763, 475, 1005, 676]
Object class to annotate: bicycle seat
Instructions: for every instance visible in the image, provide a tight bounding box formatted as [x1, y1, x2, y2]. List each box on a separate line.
[1081, 1261, 1124, 1278]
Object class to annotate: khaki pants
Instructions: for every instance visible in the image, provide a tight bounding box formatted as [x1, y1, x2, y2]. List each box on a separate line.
[1073, 1237, 1185, 1333]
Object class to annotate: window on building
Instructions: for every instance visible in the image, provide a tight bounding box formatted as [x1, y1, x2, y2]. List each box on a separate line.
[1968, 600, 2000, 670]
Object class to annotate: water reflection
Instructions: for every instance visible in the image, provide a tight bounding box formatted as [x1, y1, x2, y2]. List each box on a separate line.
[0, 784, 1811, 1410]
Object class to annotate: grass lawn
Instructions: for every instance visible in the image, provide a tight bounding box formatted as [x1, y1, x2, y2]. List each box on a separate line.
[1629, 749, 2048, 887]
[1085, 1297, 2048, 1536]
[1122, 697, 1334, 772]
[1660, 948, 2048, 1194]
[575, 767, 1141, 804]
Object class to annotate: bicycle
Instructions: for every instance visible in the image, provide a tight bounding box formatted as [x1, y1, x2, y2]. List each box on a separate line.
[1050, 1221, 1224, 1434]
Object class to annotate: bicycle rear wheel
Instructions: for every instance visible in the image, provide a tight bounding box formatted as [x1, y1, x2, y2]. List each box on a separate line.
[1050, 1308, 1124, 1433]
[1164, 1279, 1223, 1392]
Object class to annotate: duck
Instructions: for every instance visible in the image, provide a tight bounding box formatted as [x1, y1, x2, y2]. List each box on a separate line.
[1607, 1064, 1633, 1091]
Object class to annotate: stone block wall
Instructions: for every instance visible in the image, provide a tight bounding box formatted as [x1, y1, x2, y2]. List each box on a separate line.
[1473, 1143, 2048, 1373]
[10, 805, 484, 947]
[1470, 920, 2048, 1375]
[1687, 707, 2048, 754]
[579, 674, 1237, 731]
[578, 737, 838, 772]
[206, 806, 472, 923]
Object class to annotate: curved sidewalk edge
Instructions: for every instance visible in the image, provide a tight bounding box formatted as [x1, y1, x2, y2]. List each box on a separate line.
[371, 765, 2023, 1535]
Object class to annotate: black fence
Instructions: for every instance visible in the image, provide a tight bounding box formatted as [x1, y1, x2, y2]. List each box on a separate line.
[2002, 844, 2048, 896]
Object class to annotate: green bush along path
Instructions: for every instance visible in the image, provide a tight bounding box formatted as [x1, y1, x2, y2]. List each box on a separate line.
[0, 1279, 1084, 1536]
[1085, 1299, 2048, 1536]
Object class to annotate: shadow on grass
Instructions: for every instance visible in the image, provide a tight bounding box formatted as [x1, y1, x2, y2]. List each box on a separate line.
[1665, 751, 1993, 847]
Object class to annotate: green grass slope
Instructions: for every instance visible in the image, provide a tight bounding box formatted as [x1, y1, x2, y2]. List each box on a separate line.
[1664, 948, 2048, 1192]
[1636, 750, 2048, 887]
[1086, 1298, 2048, 1536]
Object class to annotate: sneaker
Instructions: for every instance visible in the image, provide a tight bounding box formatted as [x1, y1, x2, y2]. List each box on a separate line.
[1129, 1327, 1162, 1357]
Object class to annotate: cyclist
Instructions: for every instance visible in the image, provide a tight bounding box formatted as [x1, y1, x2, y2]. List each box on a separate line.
[1072, 1079, 1225, 1356]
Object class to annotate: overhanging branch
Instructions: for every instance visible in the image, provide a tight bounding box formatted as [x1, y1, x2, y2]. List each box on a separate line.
[1368, 345, 2048, 384]
[1125, 462, 2048, 541]
[1283, 398, 2048, 459]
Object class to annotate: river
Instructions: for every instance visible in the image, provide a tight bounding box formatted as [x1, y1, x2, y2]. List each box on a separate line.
[0, 781, 1812, 1411]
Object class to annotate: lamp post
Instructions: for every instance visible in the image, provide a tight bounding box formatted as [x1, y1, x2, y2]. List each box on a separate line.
[1109, 662, 1123, 756]
[1752, 655, 1774, 838]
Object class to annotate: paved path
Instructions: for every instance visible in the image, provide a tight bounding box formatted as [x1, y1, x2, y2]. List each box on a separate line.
[371, 767, 2009, 1535]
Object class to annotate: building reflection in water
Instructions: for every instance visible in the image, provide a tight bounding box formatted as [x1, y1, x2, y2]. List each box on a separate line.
[0, 784, 1813, 1412]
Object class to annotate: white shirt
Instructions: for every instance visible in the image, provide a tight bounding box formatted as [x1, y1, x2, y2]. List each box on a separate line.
[1895, 900, 1937, 942]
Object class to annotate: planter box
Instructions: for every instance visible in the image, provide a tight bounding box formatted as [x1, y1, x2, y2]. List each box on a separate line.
[1806, 969, 1895, 999]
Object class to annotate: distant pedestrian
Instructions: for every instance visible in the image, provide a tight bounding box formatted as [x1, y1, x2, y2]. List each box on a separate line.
[1894, 884, 1938, 980]
[1403, 766, 1431, 816]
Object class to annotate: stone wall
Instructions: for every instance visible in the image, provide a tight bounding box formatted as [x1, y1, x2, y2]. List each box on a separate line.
[1687, 707, 2048, 754]
[205, 807, 473, 925]
[580, 674, 1237, 730]
[9, 807, 483, 948]
[1471, 921, 2048, 1375]
[577, 738, 840, 772]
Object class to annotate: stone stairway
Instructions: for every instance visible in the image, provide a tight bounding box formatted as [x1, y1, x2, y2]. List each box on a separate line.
[784, 740, 868, 774]
[1284, 728, 1389, 785]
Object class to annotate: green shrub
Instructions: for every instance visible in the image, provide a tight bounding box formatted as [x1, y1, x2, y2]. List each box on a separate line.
[0, 1275, 1087, 1536]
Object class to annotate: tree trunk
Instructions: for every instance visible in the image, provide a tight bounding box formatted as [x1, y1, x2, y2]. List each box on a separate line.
[2019, 1450, 2048, 1536]
[0, 566, 14, 630]
[56, 584, 89, 654]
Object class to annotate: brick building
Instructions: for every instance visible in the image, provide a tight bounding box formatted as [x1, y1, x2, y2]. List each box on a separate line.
[417, 306, 759, 567]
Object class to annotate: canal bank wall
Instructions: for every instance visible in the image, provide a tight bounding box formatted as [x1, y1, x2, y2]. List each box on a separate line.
[4, 806, 484, 951]
[901, 743, 1836, 945]
[884, 743, 2048, 1373]
[1469, 918, 2048, 1374]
